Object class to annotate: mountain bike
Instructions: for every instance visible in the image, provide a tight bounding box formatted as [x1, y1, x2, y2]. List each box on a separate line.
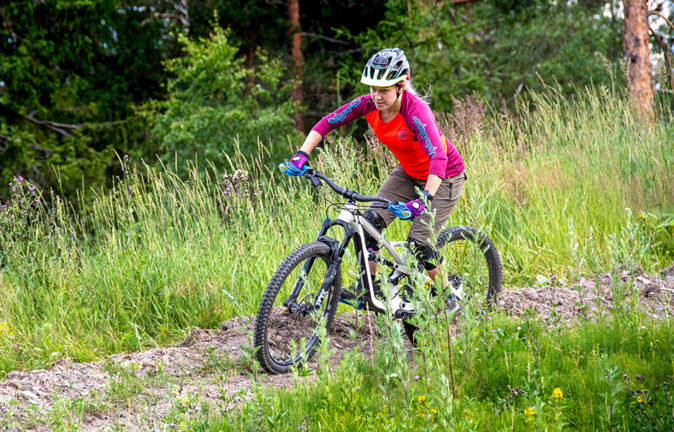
[253, 163, 502, 374]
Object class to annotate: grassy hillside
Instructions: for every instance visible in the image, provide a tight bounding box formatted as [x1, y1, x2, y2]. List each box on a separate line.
[0, 84, 671, 378]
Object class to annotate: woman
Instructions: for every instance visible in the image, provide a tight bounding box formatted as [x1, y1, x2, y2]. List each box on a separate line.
[289, 48, 465, 287]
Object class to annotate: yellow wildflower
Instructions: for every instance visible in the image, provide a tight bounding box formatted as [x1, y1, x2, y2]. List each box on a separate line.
[636, 396, 644, 403]
[430, 408, 438, 414]
[524, 407, 535, 421]
[0, 321, 15, 339]
[552, 387, 563, 399]
[417, 395, 427, 404]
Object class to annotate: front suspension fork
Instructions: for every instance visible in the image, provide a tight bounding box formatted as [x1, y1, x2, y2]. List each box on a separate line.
[283, 218, 352, 309]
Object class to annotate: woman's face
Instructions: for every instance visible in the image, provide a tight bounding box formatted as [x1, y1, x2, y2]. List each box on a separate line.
[370, 85, 399, 111]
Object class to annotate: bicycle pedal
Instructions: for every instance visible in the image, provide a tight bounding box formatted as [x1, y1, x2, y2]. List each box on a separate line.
[287, 301, 310, 315]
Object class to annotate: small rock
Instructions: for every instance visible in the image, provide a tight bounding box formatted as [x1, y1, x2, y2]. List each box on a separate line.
[661, 265, 674, 279]
[19, 390, 40, 403]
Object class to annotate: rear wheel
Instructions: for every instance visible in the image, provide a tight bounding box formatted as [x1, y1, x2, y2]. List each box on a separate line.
[403, 226, 502, 345]
[254, 242, 341, 374]
[436, 225, 502, 306]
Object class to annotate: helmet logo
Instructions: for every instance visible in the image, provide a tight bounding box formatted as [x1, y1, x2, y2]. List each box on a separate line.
[372, 55, 391, 67]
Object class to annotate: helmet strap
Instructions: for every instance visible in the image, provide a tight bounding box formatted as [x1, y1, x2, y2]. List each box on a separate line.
[395, 82, 404, 102]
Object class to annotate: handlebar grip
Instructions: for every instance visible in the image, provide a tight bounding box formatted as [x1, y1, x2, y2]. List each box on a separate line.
[279, 161, 308, 177]
[388, 203, 413, 220]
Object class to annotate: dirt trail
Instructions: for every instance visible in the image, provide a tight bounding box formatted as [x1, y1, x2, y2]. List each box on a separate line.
[1, 269, 672, 431]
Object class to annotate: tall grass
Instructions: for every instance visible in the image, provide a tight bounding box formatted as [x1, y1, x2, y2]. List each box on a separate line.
[0, 85, 672, 375]
[445, 85, 673, 285]
[194, 302, 673, 431]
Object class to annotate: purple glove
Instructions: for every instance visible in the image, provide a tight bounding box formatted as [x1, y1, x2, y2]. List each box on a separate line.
[290, 151, 308, 170]
[404, 199, 425, 217]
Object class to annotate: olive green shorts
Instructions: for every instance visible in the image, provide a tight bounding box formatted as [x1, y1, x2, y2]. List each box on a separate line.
[370, 164, 466, 246]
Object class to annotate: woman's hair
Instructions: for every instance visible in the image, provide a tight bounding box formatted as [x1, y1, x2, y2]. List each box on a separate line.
[401, 79, 431, 104]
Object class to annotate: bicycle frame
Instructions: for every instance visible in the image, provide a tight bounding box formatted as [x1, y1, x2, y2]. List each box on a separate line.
[283, 201, 417, 315]
[257, 164, 502, 374]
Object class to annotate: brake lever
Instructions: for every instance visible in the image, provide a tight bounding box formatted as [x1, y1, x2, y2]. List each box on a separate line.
[305, 170, 321, 188]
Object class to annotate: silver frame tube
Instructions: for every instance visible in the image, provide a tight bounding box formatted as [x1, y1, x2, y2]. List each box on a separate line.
[337, 203, 416, 312]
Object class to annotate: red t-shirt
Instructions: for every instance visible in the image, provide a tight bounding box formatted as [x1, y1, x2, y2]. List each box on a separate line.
[312, 92, 464, 180]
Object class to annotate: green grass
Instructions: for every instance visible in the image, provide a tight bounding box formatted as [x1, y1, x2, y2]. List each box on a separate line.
[0, 84, 672, 375]
[193, 303, 673, 431]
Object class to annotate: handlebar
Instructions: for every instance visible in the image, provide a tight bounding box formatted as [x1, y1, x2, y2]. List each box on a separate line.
[311, 170, 391, 205]
[279, 162, 413, 220]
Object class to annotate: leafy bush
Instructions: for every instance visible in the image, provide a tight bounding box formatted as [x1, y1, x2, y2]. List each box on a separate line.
[141, 27, 301, 176]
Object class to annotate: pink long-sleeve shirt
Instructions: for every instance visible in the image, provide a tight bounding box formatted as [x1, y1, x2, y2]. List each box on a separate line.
[312, 91, 464, 180]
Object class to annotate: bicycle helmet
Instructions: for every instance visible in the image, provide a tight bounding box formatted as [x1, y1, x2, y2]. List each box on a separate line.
[361, 48, 410, 87]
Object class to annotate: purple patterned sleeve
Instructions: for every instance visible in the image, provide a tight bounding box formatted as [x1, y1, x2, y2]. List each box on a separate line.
[404, 98, 448, 178]
[311, 95, 371, 137]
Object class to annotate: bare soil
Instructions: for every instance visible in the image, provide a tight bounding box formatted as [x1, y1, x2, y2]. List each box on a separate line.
[1, 269, 672, 431]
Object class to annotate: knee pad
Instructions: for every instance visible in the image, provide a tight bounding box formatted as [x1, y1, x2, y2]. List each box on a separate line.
[363, 210, 386, 251]
[407, 237, 442, 270]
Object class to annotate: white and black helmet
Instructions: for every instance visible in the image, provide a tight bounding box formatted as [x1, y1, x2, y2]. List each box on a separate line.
[361, 48, 410, 87]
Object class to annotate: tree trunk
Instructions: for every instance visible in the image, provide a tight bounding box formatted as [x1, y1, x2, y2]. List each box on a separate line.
[623, 0, 654, 121]
[288, 0, 304, 132]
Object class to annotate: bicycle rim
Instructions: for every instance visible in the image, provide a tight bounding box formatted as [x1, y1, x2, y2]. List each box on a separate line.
[254, 242, 340, 374]
[436, 225, 502, 307]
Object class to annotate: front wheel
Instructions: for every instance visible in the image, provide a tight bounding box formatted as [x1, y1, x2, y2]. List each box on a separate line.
[254, 242, 341, 374]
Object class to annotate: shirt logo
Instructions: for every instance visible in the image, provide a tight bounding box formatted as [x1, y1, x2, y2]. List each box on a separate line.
[328, 98, 361, 124]
[412, 116, 436, 157]
[397, 130, 409, 139]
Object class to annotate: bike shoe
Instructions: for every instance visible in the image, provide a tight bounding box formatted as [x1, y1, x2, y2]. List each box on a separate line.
[445, 292, 461, 314]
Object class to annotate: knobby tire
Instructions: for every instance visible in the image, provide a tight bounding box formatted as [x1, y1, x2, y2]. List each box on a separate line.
[403, 225, 503, 345]
[254, 242, 341, 374]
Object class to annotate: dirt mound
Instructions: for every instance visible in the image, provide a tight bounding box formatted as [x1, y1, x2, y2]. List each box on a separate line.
[0, 313, 375, 431]
[499, 271, 674, 321]
[1, 270, 672, 431]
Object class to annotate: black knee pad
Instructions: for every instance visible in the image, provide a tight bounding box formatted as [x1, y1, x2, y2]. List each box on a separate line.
[407, 237, 442, 270]
[363, 209, 386, 251]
